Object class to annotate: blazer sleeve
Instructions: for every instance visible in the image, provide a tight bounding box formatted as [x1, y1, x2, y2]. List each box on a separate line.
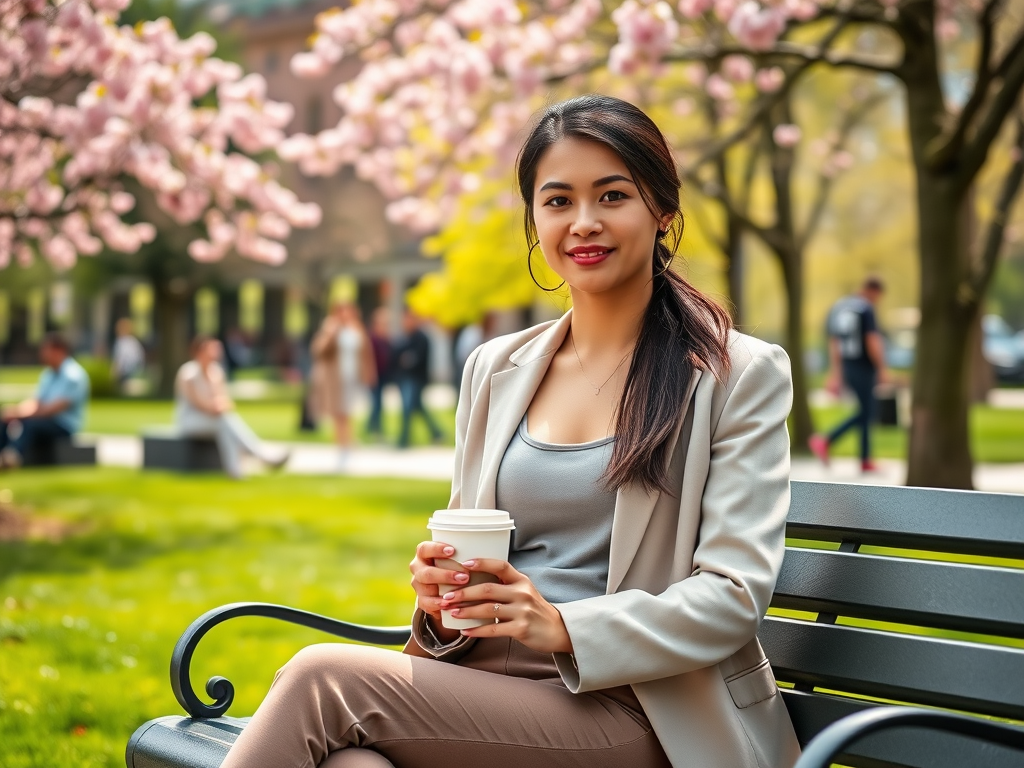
[405, 344, 484, 662]
[552, 343, 793, 692]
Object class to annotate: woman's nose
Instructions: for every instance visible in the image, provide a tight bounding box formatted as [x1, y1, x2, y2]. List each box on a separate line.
[569, 205, 602, 237]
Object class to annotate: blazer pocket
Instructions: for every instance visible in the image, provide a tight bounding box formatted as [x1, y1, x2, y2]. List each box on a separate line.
[724, 659, 778, 709]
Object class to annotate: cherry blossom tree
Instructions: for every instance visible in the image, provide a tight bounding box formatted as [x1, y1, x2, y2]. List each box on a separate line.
[0, 0, 322, 273]
[281, 0, 1024, 489]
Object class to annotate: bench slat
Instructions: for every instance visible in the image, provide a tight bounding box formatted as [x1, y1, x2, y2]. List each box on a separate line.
[781, 690, 1024, 768]
[773, 548, 1024, 638]
[788, 482, 1024, 560]
[759, 617, 1024, 720]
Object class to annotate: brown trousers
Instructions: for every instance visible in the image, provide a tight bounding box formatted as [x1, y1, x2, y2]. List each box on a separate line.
[219, 637, 671, 768]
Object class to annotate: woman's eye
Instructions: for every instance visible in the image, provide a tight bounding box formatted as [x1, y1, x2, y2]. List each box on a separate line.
[545, 196, 570, 208]
[602, 190, 628, 202]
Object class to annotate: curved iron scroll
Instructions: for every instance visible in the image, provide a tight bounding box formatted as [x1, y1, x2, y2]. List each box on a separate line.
[171, 601, 412, 719]
[793, 706, 1024, 768]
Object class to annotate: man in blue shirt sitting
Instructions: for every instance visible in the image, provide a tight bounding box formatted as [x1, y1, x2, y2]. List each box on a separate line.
[0, 332, 90, 468]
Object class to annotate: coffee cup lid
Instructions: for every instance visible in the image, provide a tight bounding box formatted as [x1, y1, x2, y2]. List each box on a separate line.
[427, 509, 515, 531]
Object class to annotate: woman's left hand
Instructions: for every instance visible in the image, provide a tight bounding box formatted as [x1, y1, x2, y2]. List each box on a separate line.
[439, 559, 574, 655]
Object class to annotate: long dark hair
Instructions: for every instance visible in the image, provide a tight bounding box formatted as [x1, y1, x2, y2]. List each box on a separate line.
[516, 94, 732, 494]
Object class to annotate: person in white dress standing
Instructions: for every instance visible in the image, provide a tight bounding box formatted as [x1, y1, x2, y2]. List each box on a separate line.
[309, 302, 377, 470]
[174, 336, 289, 479]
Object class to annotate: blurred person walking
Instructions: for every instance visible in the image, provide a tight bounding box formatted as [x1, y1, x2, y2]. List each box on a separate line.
[365, 306, 393, 441]
[809, 276, 889, 472]
[309, 302, 377, 470]
[175, 336, 289, 479]
[0, 332, 89, 468]
[111, 317, 146, 394]
[394, 309, 442, 448]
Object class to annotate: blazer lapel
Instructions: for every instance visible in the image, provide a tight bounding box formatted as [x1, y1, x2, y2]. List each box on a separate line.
[476, 313, 573, 508]
[607, 368, 703, 593]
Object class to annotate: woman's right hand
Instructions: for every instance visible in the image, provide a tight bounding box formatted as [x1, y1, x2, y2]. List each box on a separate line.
[410, 541, 468, 642]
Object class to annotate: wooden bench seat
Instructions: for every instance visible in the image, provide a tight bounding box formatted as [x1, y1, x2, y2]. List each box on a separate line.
[125, 481, 1024, 768]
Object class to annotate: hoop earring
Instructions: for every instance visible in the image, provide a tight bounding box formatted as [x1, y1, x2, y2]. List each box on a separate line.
[528, 241, 565, 292]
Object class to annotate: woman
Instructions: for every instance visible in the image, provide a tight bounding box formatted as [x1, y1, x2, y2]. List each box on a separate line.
[309, 302, 377, 469]
[175, 336, 288, 479]
[221, 95, 799, 768]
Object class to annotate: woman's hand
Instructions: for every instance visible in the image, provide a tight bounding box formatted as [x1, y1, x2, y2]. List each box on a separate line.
[409, 541, 468, 644]
[440, 559, 574, 655]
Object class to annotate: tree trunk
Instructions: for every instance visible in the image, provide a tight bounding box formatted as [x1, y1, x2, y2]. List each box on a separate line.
[900, 7, 975, 488]
[154, 280, 191, 399]
[779, 248, 814, 451]
[906, 182, 975, 488]
[725, 215, 745, 325]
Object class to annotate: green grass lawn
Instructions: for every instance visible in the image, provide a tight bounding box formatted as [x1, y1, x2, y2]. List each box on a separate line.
[1, 468, 1021, 767]
[809, 404, 1024, 463]
[80, 400, 457, 448]
[0, 468, 450, 767]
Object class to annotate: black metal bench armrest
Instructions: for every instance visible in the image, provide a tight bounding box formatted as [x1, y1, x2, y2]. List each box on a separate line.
[793, 706, 1024, 768]
[171, 601, 412, 719]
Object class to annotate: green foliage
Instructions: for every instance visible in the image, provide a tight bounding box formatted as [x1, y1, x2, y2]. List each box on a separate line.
[406, 179, 570, 327]
[0, 469, 449, 767]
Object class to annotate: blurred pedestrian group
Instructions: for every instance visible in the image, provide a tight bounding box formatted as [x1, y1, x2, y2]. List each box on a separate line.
[306, 303, 445, 470]
[0, 303, 454, 477]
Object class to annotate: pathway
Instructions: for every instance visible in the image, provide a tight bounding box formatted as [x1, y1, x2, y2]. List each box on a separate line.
[88, 433, 1023, 493]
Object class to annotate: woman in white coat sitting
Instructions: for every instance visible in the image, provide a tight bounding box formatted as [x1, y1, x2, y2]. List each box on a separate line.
[175, 336, 288, 479]
[220, 95, 798, 768]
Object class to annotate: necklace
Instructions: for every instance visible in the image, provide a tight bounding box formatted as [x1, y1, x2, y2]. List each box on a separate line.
[569, 329, 633, 396]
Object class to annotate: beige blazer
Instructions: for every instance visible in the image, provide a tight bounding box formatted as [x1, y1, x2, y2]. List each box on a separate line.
[412, 310, 801, 768]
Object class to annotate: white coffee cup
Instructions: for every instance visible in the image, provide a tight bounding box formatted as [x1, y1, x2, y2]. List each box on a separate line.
[427, 509, 515, 629]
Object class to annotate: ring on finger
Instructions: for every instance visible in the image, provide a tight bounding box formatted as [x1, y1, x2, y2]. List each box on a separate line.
[493, 603, 501, 624]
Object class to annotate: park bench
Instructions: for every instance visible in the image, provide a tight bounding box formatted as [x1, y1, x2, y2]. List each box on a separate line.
[22, 435, 96, 466]
[126, 480, 1024, 768]
[142, 429, 222, 472]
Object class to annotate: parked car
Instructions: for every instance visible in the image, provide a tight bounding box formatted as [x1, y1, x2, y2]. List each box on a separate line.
[982, 314, 1024, 383]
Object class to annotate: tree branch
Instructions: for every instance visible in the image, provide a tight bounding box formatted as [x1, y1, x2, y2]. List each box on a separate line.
[929, 0, 1002, 170]
[964, 114, 1024, 307]
[956, 25, 1024, 187]
[797, 91, 887, 252]
[664, 40, 900, 76]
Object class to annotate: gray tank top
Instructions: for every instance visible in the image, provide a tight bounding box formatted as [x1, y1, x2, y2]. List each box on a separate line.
[495, 416, 616, 605]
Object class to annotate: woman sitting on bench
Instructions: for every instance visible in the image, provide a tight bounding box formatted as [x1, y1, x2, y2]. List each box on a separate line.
[220, 96, 799, 768]
[175, 336, 288, 479]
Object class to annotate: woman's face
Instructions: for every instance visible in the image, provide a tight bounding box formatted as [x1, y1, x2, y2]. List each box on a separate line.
[198, 340, 222, 364]
[532, 137, 666, 297]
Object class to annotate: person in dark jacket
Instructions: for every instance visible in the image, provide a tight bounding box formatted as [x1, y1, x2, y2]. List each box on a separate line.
[809, 276, 890, 472]
[365, 307, 393, 440]
[393, 309, 442, 448]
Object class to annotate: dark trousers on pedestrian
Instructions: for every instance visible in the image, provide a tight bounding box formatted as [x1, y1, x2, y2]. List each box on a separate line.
[0, 417, 71, 460]
[827, 363, 877, 462]
[398, 379, 441, 448]
[366, 380, 386, 436]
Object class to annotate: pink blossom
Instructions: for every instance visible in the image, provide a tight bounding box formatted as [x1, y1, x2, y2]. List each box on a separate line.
[705, 73, 735, 101]
[678, 0, 714, 18]
[728, 2, 786, 51]
[721, 54, 754, 82]
[773, 123, 802, 147]
[754, 66, 785, 92]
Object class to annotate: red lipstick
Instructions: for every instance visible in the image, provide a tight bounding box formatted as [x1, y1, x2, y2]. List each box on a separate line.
[566, 244, 614, 265]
